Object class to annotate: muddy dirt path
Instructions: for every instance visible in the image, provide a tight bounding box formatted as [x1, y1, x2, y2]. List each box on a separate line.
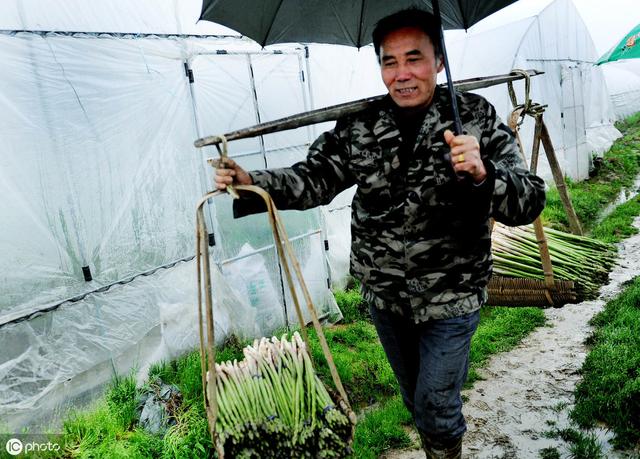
[382, 217, 640, 459]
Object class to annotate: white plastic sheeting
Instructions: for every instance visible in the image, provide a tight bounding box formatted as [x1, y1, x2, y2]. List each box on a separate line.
[306, 44, 385, 289]
[0, 29, 344, 432]
[0, 0, 234, 36]
[2, 261, 224, 429]
[1, 33, 205, 322]
[442, 0, 621, 181]
[601, 61, 640, 120]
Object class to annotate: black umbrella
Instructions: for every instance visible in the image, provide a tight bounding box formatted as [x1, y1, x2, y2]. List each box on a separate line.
[199, 0, 518, 133]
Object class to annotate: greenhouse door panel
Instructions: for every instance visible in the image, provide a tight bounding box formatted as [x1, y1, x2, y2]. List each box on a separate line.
[561, 65, 588, 180]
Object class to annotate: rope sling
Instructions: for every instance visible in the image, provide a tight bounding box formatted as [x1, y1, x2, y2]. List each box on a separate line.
[486, 69, 578, 307]
[195, 136, 356, 457]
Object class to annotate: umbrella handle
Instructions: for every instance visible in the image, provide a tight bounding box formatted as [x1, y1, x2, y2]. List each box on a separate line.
[437, 31, 463, 135]
[432, 0, 463, 135]
[433, 0, 467, 182]
[439, 26, 468, 182]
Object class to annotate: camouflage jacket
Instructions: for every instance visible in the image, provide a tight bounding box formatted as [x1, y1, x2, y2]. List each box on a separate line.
[234, 86, 546, 323]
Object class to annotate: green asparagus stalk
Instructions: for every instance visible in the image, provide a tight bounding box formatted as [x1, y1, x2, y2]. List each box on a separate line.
[491, 223, 616, 300]
[211, 332, 351, 456]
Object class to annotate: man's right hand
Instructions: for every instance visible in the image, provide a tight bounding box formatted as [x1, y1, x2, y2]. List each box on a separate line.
[213, 157, 253, 190]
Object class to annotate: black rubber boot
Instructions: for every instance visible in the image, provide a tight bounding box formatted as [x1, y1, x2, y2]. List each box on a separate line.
[419, 432, 462, 459]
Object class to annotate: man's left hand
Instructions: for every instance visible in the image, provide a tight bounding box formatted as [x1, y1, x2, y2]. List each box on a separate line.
[444, 129, 487, 184]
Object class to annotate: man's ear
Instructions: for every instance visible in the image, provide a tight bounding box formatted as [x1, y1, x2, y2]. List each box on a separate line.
[436, 55, 445, 73]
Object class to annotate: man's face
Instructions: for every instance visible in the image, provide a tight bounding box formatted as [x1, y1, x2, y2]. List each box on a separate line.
[379, 27, 444, 109]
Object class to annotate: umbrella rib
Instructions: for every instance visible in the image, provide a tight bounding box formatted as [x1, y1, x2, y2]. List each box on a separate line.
[262, 0, 286, 46]
[356, 0, 366, 48]
[456, 0, 468, 29]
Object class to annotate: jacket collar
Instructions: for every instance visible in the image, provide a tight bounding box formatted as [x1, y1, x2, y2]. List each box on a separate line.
[373, 86, 448, 152]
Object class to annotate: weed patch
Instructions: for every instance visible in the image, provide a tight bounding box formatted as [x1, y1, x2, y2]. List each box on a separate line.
[590, 196, 640, 243]
[351, 396, 413, 459]
[543, 427, 604, 459]
[60, 375, 163, 459]
[162, 404, 211, 459]
[105, 374, 139, 431]
[334, 286, 369, 323]
[539, 446, 561, 459]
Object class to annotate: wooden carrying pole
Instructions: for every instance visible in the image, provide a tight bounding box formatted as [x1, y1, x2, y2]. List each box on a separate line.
[194, 69, 544, 148]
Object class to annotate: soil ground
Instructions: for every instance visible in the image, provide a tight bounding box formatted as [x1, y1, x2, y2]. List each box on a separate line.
[381, 217, 640, 459]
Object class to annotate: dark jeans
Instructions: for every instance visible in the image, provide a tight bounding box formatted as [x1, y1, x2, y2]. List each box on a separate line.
[369, 304, 480, 443]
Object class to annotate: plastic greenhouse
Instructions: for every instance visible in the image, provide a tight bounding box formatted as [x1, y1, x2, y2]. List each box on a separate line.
[0, 0, 387, 432]
[441, 0, 622, 181]
[601, 60, 640, 120]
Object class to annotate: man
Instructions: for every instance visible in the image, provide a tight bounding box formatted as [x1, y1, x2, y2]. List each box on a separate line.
[215, 9, 545, 458]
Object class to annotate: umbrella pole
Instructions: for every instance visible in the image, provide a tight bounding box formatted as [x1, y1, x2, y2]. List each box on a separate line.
[432, 0, 463, 134]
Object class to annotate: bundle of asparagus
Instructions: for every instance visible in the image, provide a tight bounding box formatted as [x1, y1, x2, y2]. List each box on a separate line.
[491, 223, 617, 301]
[209, 332, 351, 458]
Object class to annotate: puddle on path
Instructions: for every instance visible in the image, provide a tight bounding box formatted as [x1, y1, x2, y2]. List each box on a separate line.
[598, 176, 640, 223]
[382, 217, 640, 459]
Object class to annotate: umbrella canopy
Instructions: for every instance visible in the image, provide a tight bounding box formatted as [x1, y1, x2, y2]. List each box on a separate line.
[199, 0, 520, 135]
[199, 0, 517, 48]
[597, 23, 640, 65]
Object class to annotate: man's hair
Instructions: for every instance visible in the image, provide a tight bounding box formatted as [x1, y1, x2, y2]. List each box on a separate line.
[372, 8, 442, 60]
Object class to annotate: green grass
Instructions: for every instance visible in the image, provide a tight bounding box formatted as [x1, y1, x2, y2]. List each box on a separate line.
[52, 337, 246, 459]
[308, 321, 398, 408]
[571, 276, 640, 449]
[333, 286, 369, 323]
[351, 396, 413, 459]
[49, 305, 546, 458]
[162, 404, 211, 459]
[616, 111, 640, 135]
[59, 375, 164, 459]
[146, 335, 250, 459]
[148, 334, 248, 404]
[542, 427, 604, 459]
[539, 446, 561, 459]
[589, 195, 640, 243]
